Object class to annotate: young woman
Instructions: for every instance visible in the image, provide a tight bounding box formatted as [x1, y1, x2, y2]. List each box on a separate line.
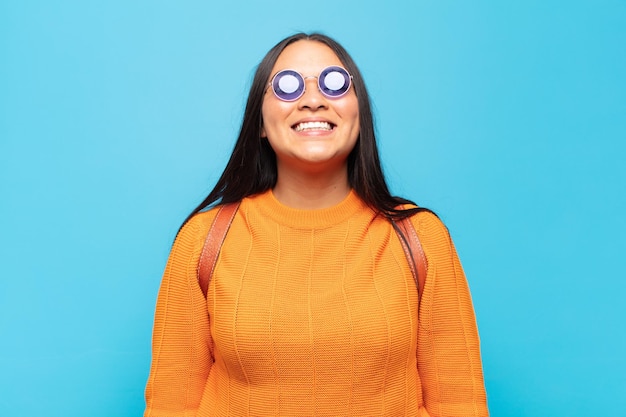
[144, 33, 489, 417]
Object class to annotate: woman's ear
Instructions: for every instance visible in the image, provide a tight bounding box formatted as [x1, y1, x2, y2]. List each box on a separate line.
[261, 125, 266, 138]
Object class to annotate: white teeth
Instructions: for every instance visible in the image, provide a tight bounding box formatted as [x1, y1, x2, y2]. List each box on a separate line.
[294, 121, 333, 132]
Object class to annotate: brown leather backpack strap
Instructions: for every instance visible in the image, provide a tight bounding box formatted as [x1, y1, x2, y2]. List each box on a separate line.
[197, 202, 240, 298]
[392, 214, 427, 304]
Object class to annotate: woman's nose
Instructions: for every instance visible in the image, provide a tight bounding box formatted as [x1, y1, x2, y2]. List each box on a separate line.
[298, 77, 328, 110]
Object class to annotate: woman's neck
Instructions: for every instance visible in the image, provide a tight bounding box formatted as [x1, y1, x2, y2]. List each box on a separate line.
[272, 164, 351, 209]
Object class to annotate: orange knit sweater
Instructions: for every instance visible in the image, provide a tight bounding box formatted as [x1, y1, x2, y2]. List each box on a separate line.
[144, 190, 488, 417]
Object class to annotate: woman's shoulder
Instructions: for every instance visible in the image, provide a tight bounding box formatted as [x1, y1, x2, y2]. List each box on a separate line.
[176, 206, 223, 243]
[403, 207, 451, 247]
[399, 204, 445, 233]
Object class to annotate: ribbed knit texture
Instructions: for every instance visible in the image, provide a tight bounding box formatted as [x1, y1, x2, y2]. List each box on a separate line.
[144, 190, 488, 417]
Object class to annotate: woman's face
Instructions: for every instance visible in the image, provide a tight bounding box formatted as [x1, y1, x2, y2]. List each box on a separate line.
[261, 40, 360, 174]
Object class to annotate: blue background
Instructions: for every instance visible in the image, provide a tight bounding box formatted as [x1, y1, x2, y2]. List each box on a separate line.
[1, 1, 625, 416]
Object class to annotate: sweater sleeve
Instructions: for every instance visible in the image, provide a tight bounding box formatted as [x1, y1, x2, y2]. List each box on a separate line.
[144, 211, 217, 417]
[413, 212, 489, 417]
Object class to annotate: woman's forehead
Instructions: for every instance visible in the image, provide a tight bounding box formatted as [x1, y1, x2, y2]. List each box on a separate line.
[272, 40, 343, 74]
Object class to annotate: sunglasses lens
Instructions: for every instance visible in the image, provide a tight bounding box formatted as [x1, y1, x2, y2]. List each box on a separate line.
[272, 70, 304, 101]
[320, 66, 351, 97]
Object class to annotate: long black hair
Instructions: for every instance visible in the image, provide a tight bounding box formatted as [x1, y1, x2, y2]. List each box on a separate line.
[184, 33, 426, 226]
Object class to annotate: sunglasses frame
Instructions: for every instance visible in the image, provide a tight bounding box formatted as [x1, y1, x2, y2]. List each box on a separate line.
[269, 66, 353, 102]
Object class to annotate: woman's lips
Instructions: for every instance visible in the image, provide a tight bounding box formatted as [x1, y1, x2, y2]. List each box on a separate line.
[293, 121, 335, 132]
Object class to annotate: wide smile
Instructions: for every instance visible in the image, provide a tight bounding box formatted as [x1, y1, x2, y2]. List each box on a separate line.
[292, 121, 336, 132]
